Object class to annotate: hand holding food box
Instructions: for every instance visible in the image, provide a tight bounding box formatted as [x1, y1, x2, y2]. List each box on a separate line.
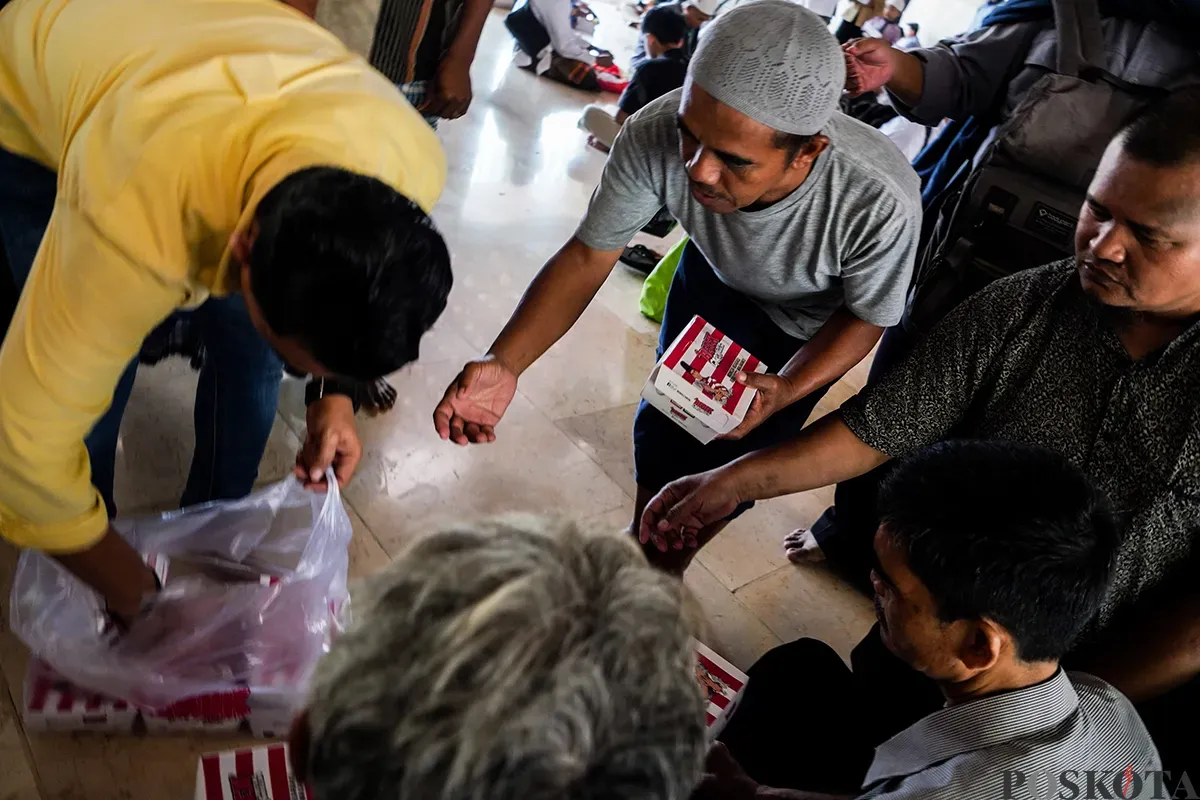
[642, 316, 768, 444]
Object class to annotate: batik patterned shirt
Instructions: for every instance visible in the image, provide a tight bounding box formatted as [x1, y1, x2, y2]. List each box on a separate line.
[842, 261, 1200, 633]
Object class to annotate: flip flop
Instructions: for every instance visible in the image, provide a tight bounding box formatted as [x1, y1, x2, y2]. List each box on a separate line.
[619, 244, 662, 274]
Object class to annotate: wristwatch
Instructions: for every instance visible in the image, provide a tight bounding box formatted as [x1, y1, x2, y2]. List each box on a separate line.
[305, 377, 361, 412]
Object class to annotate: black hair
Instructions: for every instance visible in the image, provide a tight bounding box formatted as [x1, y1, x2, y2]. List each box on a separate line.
[642, 4, 688, 45]
[905, 21, 919, 32]
[877, 440, 1121, 663]
[249, 166, 452, 381]
[1118, 87, 1200, 168]
[773, 131, 815, 159]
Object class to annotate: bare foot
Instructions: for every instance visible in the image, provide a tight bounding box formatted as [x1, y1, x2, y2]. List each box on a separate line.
[783, 528, 825, 563]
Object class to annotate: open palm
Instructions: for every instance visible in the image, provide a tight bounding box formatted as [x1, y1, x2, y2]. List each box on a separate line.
[433, 357, 518, 445]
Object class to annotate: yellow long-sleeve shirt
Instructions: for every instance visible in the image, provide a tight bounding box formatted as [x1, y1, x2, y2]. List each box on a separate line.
[0, 0, 445, 552]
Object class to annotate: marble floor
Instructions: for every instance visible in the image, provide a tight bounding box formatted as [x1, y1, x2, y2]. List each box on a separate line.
[0, 4, 875, 797]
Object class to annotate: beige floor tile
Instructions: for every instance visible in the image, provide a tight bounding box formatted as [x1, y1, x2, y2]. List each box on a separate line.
[346, 503, 394, 584]
[578, 506, 636, 534]
[413, 319, 482, 366]
[438, 267, 533, 356]
[735, 564, 876, 664]
[518, 305, 660, 420]
[555, 403, 638, 499]
[694, 488, 833, 592]
[0, 682, 40, 800]
[593, 257, 671, 339]
[281, 361, 630, 555]
[685, 564, 781, 672]
[0, 546, 41, 800]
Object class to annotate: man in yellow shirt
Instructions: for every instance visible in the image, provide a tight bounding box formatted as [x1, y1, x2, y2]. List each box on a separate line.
[0, 0, 449, 628]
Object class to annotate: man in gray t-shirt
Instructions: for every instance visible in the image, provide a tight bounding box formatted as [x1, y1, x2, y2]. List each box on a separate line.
[578, 90, 919, 342]
[434, 0, 921, 572]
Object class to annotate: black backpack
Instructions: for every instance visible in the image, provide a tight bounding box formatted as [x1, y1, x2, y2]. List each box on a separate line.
[903, 0, 1196, 335]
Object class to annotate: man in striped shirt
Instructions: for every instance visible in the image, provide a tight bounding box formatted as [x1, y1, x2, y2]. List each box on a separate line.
[696, 441, 1159, 800]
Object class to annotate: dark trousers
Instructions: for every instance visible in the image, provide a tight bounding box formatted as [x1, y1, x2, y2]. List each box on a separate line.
[718, 637, 920, 793]
[633, 241, 830, 502]
[835, 20, 863, 43]
[0, 147, 283, 517]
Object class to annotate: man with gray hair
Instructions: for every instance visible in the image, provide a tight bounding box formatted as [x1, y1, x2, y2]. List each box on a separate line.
[289, 516, 708, 800]
[435, 0, 922, 573]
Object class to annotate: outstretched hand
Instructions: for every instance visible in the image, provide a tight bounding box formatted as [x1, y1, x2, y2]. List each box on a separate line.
[843, 38, 897, 96]
[638, 469, 744, 552]
[433, 355, 519, 445]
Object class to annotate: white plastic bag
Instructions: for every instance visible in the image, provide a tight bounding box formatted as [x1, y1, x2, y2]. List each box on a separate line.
[9, 475, 352, 710]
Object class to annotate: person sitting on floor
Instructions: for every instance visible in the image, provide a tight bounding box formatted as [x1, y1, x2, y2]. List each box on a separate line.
[638, 88, 1200, 773]
[507, 0, 614, 91]
[290, 516, 708, 800]
[894, 21, 919, 50]
[580, 4, 690, 151]
[629, 0, 716, 71]
[861, 0, 904, 45]
[834, 0, 884, 44]
[697, 440, 1158, 798]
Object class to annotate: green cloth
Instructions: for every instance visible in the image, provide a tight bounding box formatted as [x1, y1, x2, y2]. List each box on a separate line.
[638, 236, 687, 323]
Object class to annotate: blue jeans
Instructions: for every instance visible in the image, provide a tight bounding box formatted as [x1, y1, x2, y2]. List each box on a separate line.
[0, 148, 283, 517]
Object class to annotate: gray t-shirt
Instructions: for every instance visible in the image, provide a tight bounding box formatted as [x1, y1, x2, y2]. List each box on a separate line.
[575, 89, 922, 340]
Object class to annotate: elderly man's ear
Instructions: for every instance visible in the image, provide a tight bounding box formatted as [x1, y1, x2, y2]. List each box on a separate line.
[288, 709, 312, 781]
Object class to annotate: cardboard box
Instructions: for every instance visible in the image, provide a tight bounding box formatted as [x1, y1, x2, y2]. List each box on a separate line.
[25, 656, 301, 736]
[142, 687, 252, 734]
[195, 743, 311, 800]
[696, 642, 748, 737]
[24, 656, 252, 734]
[22, 659, 139, 733]
[24, 574, 314, 736]
[641, 316, 767, 444]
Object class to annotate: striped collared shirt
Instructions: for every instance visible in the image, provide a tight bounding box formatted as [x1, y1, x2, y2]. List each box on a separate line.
[370, 0, 464, 85]
[859, 670, 1160, 800]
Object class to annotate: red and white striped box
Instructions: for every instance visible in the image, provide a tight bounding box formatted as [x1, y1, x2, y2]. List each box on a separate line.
[641, 316, 768, 444]
[195, 743, 311, 800]
[22, 659, 139, 733]
[143, 687, 252, 733]
[696, 642, 748, 738]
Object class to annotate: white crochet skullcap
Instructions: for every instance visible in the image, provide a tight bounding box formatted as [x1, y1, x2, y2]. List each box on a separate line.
[688, 0, 845, 136]
[685, 0, 721, 16]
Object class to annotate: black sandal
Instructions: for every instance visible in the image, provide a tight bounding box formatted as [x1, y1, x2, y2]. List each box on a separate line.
[619, 244, 662, 275]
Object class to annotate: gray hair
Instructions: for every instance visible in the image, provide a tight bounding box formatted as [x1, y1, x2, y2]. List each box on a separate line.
[305, 516, 708, 800]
